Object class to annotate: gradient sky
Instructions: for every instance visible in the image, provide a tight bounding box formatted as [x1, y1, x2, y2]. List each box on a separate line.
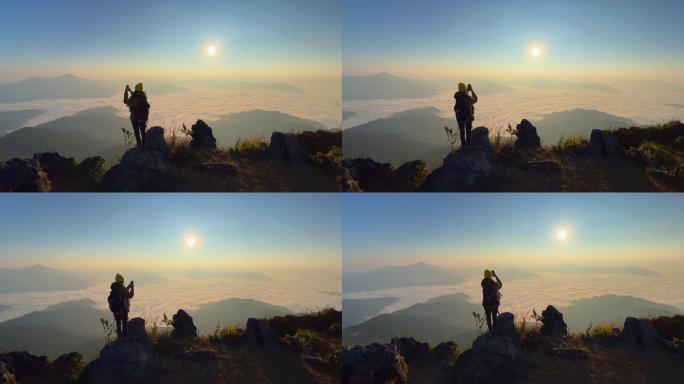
[0, 0, 340, 81]
[343, 0, 684, 82]
[0, 194, 340, 272]
[343, 194, 684, 273]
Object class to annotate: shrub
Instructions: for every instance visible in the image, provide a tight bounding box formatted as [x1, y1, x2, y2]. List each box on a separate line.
[294, 329, 334, 359]
[627, 141, 678, 169]
[207, 324, 245, 346]
[232, 137, 268, 158]
[553, 135, 588, 154]
[576, 322, 617, 341]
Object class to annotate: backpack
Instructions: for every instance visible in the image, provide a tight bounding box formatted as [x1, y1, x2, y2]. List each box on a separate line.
[131, 92, 150, 121]
[108, 284, 123, 313]
[454, 92, 472, 121]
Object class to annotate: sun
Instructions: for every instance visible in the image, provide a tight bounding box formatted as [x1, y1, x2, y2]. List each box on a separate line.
[557, 229, 568, 240]
[530, 46, 542, 58]
[185, 236, 197, 248]
[207, 45, 217, 57]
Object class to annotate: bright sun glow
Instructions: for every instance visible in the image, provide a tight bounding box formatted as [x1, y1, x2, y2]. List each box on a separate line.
[531, 46, 542, 58]
[207, 46, 217, 56]
[557, 229, 568, 240]
[186, 236, 197, 247]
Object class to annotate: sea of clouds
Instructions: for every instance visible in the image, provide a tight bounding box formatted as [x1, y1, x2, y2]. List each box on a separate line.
[0, 85, 340, 132]
[0, 274, 340, 324]
[342, 86, 684, 131]
[344, 272, 684, 325]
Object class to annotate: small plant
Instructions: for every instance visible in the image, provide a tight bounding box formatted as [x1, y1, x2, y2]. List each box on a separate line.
[577, 322, 615, 340]
[121, 127, 135, 149]
[553, 135, 588, 154]
[294, 329, 333, 359]
[675, 136, 684, 148]
[232, 137, 268, 158]
[100, 318, 115, 343]
[444, 126, 459, 150]
[472, 311, 485, 331]
[530, 308, 543, 323]
[168, 123, 191, 154]
[208, 324, 244, 345]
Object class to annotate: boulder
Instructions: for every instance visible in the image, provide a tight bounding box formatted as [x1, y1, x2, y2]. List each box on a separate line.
[623, 317, 662, 350]
[33, 152, 75, 173]
[46, 352, 85, 384]
[390, 337, 429, 362]
[456, 312, 529, 384]
[423, 127, 502, 191]
[245, 318, 281, 348]
[514, 119, 541, 150]
[342, 158, 392, 191]
[342, 344, 408, 384]
[0, 158, 51, 191]
[540, 305, 568, 336]
[0, 352, 48, 383]
[0, 362, 17, 384]
[269, 132, 311, 165]
[102, 127, 176, 192]
[171, 309, 198, 340]
[189, 120, 217, 151]
[80, 317, 160, 384]
[388, 160, 427, 192]
[590, 129, 623, 157]
[339, 166, 362, 192]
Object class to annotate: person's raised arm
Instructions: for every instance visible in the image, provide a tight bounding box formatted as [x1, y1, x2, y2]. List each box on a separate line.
[469, 85, 478, 104]
[127, 281, 135, 298]
[123, 85, 131, 105]
[492, 270, 502, 288]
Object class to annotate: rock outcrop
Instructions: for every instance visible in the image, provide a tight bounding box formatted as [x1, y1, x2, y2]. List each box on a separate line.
[171, 309, 198, 340]
[0, 351, 83, 384]
[623, 317, 662, 350]
[342, 158, 426, 192]
[245, 318, 282, 348]
[102, 127, 177, 192]
[269, 132, 311, 165]
[342, 343, 408, 384]
[0, 158, 51, 191]
[540, 305, 568, 336]
[189, 120, 217, 151]
[32, 152, 106, 191]
[423, 127, 502, 191]
[390, 337, 429, 362]
[590, 129, 623, 157]
[80, 317, 160, 384]
[456, 312, 529, 383]
[514, 119, 541, 150]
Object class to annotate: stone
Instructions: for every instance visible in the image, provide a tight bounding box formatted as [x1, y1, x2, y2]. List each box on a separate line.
[423, 127, 502, 192]
[540, 305, 568, 336]
[342, 158, 392, 191]
[590, 129, 622, 157]
[623, 317, 662, 350]
[245, 318, 281, 348]
[342, 343, 408, 384]
[514, 119, 542, 150]
[390, 337, 429, 362]
[32, 152, 75, 173]
[388, 160, 428, 192]
[456, 312, 529, 384]
[0, 158, 51, 191]
[189, 120, 217, 151]
[269, 132, 310, 165]
[171, 309, 198, 340]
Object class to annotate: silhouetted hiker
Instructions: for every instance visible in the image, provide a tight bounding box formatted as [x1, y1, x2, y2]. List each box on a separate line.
[453, 82, 478, 147]
[481, 269, 502, 332]
[108, 273, 134, 340]
[123, 83, 150, 147]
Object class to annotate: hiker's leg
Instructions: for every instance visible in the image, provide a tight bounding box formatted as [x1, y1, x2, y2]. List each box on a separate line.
[140, 121, 147, 146]
[131, 118, 142, 146]
[458, 120, 466, 147]
[466, 120, 473, 146]
[492, 307, 499, 330]
[114, 315, 122, 339]
[122, 312, 129, 338]
[484, 308, 493, 331]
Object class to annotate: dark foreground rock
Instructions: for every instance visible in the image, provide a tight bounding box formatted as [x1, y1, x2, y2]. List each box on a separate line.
[245, 318, 282, 348]
[390, 337, 429, 363]
[623, 317, 662, 350]
[269, 132, 311, 165]
[80, 317, 160, 384]
[456, 312, 529, 384]
[343, 343, 408, 384]
[343, 158, 426, 192]
[423, 127, 502, 191]
[540, 305, 568, 336]
[515, 119, 542, 150]
[171, 309, 198, 340]
[189, 119, 217, 151]
[0, 351, 83, 384]
[33, 152, 106, 191]
[0, 158, 51, 191]
[102, 127, 177, 192]
[590, 129, 623, 157]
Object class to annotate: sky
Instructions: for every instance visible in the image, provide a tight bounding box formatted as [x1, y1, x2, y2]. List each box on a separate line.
[342, 193, 684, 273]
[0, 194, 341, 272]
[0, 0, 340, 81]
[343, 0, 684, 83]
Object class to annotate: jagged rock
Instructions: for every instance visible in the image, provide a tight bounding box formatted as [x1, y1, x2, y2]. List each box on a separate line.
[390, 337, 429, 362]
[0, 351, 78, 384]
[388, 160, 427, 192]
[515, 119, 541, 149]
[31, 152, 106, 191]
[269, 132, 311, 165]
[45, 353, 85, 384]
[80, 317, 160, 384]
[0, 362, 17, 384]
[33, 152, 75, 173]
[0, 158, 51, 191]
[245, 318, 281, 348]
[456, 312, 529, 384]
[171, 309, 198, 340]
[189, 119, 217, 151]
[342, 158, 392, 191]
[551, 347, 589, 361]
[623, 317, 662, 350]
[102, 127, 176, 192]
[540, 305, 568, 336]
[590, 129, 622, 157]
[339, 166, 362, 192]
[342, 344, 408, 384]
[0, 351, 48, 381]
[521, 159, 561, 173]
[423, 127, 502, 192]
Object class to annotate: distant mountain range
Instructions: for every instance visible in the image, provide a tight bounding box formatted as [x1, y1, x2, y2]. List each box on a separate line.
[191, 298, 291, 334]
[0, 74, 115, 103]
[343, 262, 470, 293]
[532, 108, 636, 145]
[0, 107, 327, 162]
[343, 293, 681, 348]
[343, 297, 398, 328]
[0, 265, 98, 294]
[342, 107, 451, 168]
[0, 110, 42, 136]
